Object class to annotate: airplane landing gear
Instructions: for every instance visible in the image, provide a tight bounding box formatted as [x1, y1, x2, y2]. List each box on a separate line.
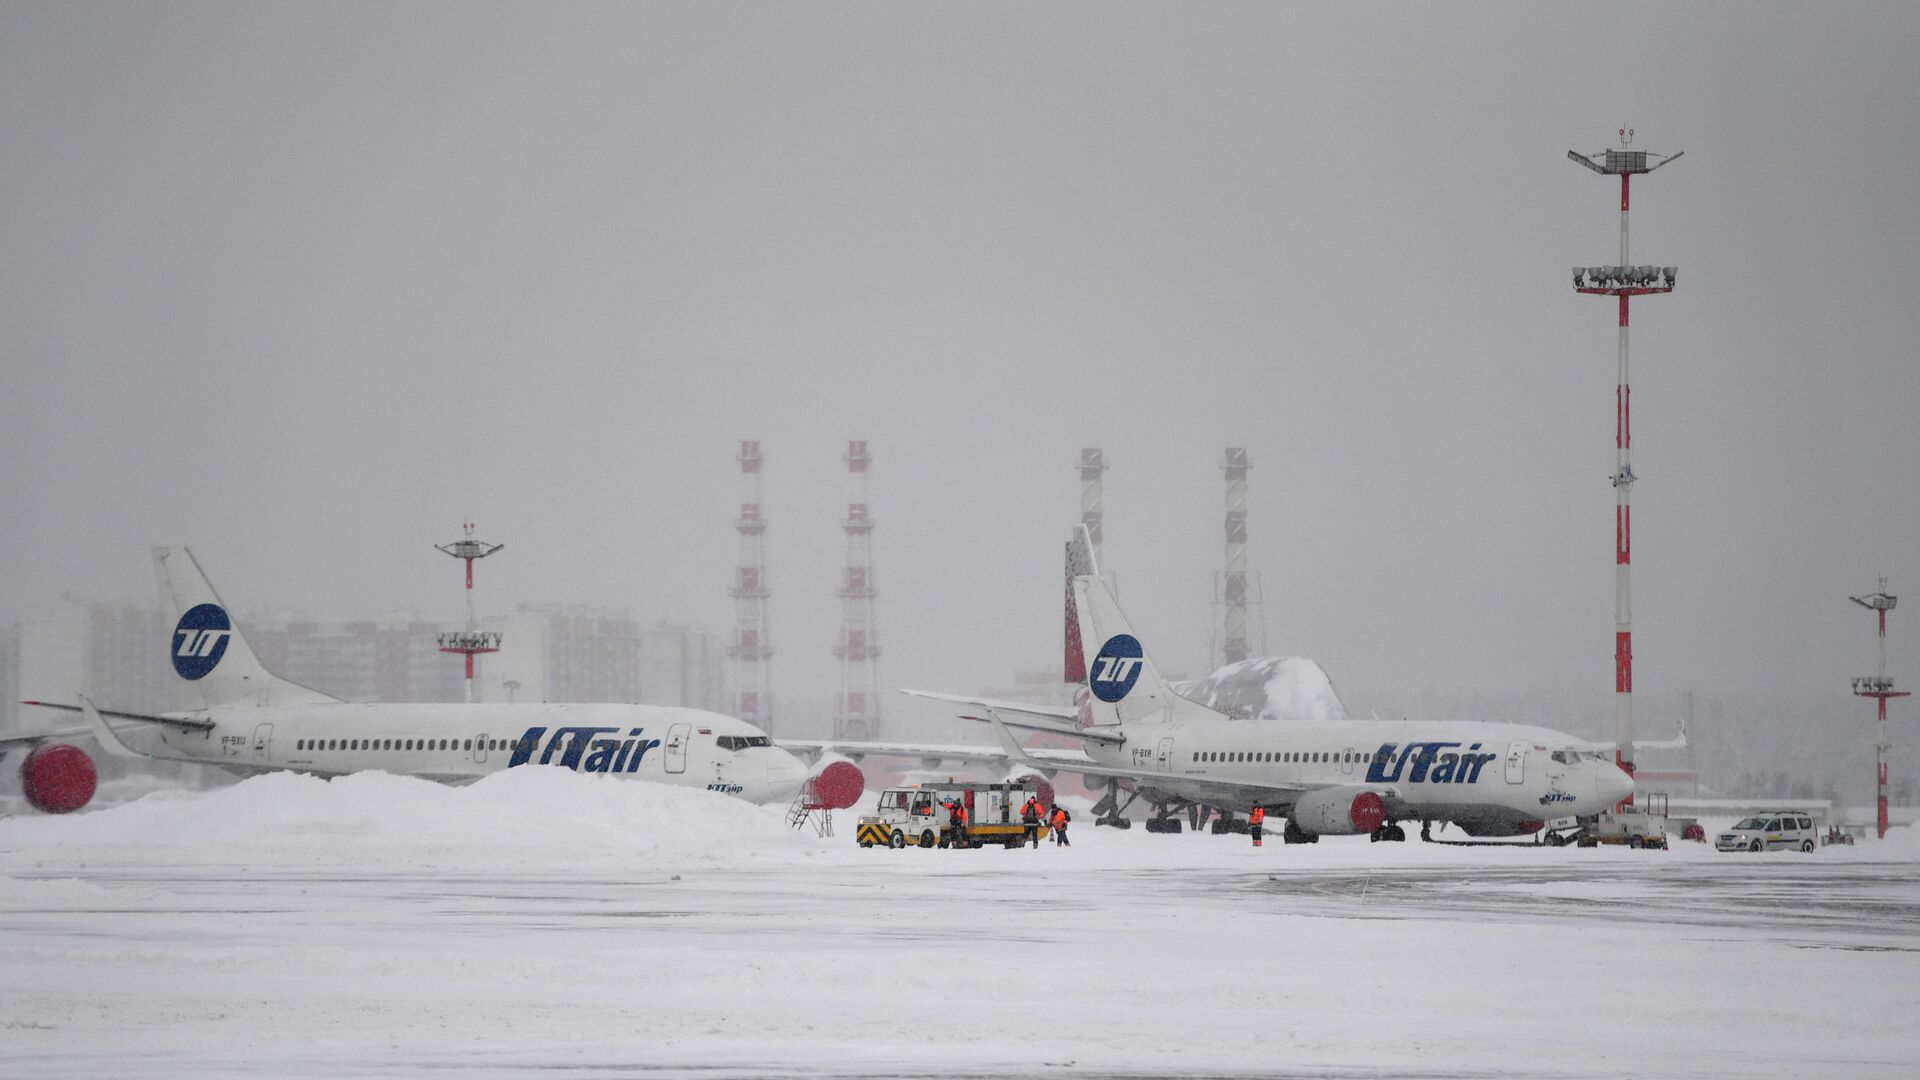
[1282, 818, 1319, 844]
[1369, 823, 1407, 842]
[1144, 810, 1183, 834]
[1210, 812, 1248, 835]
[1090, 782, 1137, 828]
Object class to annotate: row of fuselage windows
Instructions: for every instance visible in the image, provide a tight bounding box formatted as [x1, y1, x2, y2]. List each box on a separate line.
[295, 737, 535, 754]
[1196, 749, 1381, 765]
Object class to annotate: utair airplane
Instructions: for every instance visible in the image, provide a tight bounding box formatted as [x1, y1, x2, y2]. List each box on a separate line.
[906, 560, 1636, 845]
[7, 546, 811, 812]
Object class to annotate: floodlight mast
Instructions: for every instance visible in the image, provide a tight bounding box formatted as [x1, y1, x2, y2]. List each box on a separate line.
[1568, 128, 1682, 800]
[435, 522, 505, 703]
[1850, 579, 1908, 839]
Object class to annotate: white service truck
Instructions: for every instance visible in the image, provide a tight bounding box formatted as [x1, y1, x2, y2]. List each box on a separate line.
[855, 781, 1050, 849]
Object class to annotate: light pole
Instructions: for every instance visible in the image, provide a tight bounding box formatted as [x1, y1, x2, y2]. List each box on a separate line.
[1850, 580, 1908, 839]
[436, 522, 504, 703]
[1569, 127, 1683, 797]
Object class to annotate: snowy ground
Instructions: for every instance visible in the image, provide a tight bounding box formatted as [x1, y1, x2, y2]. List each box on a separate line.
[3, 772, 1917, 1079]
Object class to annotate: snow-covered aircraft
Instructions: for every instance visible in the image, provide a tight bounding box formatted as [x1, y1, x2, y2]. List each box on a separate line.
[908, 569, 1635, 843]
[7, 546, 812, 811]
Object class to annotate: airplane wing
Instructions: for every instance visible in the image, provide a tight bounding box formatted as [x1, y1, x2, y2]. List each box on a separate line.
[21, 700, 215, 732]
[2, 700, 214, 755]
[776, 738, 1017, 767]
[899, 689, 1125, 745]
[1571, 719, 1687, 753]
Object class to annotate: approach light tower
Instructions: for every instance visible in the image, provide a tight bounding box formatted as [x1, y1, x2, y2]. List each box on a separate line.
[834, 440, 882, 741]
[435, 522, 504, 703]
[1569, 127, 1683, 794]
[1850, 580, 1908, 840]
[729, 441, 774, 732]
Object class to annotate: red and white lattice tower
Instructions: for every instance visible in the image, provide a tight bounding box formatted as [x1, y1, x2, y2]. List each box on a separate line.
[435, 522, 504, 703]
[834, 440, 881, 741]
[1220, 447, 1252, 667]
[728, 440, 774, 733]
[1850, 580, 1908, 840]
[1569, 128, 1683, 798]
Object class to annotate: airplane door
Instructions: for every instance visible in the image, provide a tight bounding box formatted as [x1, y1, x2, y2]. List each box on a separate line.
[474, 734, 488, 764]
[1155, 737, 1174, 772]
[251, 723, 274, 764]
[664, 723, 691, 774]
[1504, 741, 1527, 784]
[1341, 747, 1357, 776]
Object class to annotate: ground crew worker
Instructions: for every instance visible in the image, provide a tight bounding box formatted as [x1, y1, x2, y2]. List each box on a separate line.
[1050, 803, 1071, 846]
[1020, 794, 1042, 849]
[948, 797, 969, 849]
[1249, 805, 1266, 847]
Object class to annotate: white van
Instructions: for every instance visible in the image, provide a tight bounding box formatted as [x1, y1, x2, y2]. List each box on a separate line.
[1715, 811, 1818, 853]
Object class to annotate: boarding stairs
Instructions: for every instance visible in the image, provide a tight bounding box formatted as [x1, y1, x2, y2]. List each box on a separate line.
[785, 777, 835, 837]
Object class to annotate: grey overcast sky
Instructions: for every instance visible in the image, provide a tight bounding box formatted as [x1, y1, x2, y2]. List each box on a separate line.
[3, 3, 1916, 731]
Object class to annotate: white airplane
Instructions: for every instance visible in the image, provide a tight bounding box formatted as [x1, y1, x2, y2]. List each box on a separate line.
[9, 546, 811, 810]
[907, 569, 1635, 843]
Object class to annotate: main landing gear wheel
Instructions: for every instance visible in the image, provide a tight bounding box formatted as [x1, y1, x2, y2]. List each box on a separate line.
[1282, 819, 1318, 844]
[1370, 824, 1407, 842]
[889, 829, 906, 849]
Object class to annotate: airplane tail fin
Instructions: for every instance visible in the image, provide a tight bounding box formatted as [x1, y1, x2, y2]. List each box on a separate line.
[1063, 525, 1099, 684]
[152, 546, 340, 709]
[1072, 573, 1222, 728]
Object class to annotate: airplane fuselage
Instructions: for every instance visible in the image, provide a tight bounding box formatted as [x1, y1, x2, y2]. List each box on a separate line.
[147, 702, 809, 805]
[1087, 715, 1630, 831]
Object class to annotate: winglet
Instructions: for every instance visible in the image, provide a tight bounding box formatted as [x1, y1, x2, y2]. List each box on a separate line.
[982, 711, 1039, 768]
[78, 694, 152, 759]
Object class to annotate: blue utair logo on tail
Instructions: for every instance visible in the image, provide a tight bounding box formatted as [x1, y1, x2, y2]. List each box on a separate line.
[172, 603, 232, 680]
[1089, 634, 1145, 702]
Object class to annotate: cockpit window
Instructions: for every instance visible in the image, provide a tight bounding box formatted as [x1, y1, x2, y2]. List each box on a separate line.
[715, 735, 772, 751]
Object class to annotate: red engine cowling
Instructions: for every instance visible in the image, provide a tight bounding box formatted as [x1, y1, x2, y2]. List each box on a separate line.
[807, 757, 867, 810]
[21, 743, 98, 814]
[1289, 785, 1388, 836]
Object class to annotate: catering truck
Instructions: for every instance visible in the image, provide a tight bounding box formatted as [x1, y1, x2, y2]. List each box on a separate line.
[855, 781, 1050, 849]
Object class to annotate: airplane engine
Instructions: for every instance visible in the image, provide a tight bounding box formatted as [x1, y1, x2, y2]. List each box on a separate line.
[21, 743, 98, 814]
[807, 755, 867, 810]
[1289, 785, 1388, 836]
[1004, 770, 1055, 813]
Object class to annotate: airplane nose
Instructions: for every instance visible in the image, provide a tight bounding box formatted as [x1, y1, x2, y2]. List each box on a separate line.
[1598, 764, 1634, 807]
[762, 751, 808, 803]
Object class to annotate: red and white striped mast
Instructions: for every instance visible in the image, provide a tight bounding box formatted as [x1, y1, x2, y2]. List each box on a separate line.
[728, 441, 774, 733]
[1850, 580, 1907, 840]
[834, 440, 881, 741]
[435, 522, 504, 703]
[1570, 127, 1682, 798]
[1220, 447, 1252, 668]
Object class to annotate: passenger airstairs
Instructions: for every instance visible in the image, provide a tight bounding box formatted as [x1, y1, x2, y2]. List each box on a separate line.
[786, 777, 834, 837]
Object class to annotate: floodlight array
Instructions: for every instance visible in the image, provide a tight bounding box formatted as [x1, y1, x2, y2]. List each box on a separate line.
[1573, 265, 1676, 290]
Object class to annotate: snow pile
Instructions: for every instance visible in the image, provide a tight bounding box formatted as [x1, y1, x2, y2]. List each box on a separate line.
[0, 768, 824, 871]
[1177, 654, 1349, 723]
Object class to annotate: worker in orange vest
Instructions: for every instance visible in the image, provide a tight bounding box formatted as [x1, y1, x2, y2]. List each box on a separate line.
[1249, 805, 1266, 847]
[1050, 803, 1071, 846]
[948, 797, 970, 849]
[1020, 795, 1042, 849]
